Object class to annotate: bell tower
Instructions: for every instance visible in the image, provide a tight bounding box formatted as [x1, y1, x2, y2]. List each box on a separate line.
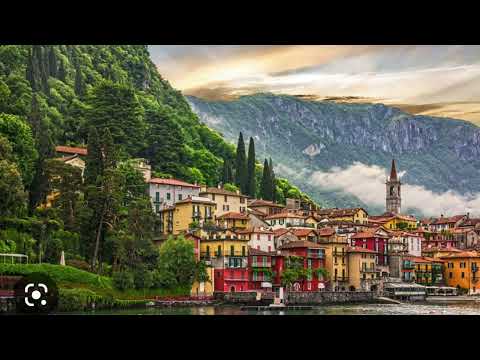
[386, 159, 401, 214]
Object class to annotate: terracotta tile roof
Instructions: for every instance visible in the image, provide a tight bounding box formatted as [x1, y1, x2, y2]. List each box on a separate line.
[235, 227, 274, 235]
[351, 231, 378, 239]
[346, 246, 378, 254]
[200, 187, 248, 197]
[273, 228, 293, 237]
[432, 215, 466, 225]
[291, 228, 317, 237]
[316, 207, 366, 217]
[55, 145, 88, 156]
[248, 208, 268, 217]
[175, 196, 216, 205]
[217, 212, 249, 220]
[149, 178, 200, 188]
[438, 250, 480, 259]
[278, 240, 323, 250]
[318, 228, 336, 237]
[264, 212, 306, 220]
[248, 247, 273, 256]
[248, 199, 285, 208]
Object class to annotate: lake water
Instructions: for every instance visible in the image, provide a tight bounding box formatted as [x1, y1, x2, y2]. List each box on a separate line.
[61, 302, 480, 315]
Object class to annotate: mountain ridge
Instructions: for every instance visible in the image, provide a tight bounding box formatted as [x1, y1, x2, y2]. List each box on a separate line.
[187, 93, 480, 215]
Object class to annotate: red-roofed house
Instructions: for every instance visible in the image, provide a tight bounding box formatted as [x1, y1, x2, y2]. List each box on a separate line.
[55, 145, 88, 157]
[236, 227, 275, 252]
[350, 228, 390, 266]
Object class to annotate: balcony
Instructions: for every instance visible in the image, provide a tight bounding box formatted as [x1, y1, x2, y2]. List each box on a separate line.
[251, 262, 272, 268]
[307, 252, 325, 259]
[360, 268, 377, 273]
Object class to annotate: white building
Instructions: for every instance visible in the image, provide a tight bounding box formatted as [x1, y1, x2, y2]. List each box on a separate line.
[236, 227, 275, 253]
[264, 212, 306, 230]
[149, 178, 200, 213]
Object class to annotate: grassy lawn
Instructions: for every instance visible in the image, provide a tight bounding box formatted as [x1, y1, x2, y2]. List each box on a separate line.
[0, 263, 190, 311]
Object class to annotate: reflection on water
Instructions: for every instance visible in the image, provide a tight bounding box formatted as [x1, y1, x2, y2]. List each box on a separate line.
[61, 303, 480, 315]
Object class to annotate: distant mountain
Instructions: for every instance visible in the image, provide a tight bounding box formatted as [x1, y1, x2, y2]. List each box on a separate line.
[187, 93, 480, 214]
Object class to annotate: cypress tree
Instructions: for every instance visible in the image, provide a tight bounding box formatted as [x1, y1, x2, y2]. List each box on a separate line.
[270, 158, 276, 203]
[74, 64, 86, 98]
[57, 59, 66, 82]
[102, 128, 117, 169]
[26, 48, 36, 91]
[246, 137, 256, 197]
[222, 158, 229, 184]
[48, 46, 57, 78]
[234, 132, 247, 194]
[260, 158, 272, 200]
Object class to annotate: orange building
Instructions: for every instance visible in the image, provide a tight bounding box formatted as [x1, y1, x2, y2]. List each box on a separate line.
[440, 251, 480, 295]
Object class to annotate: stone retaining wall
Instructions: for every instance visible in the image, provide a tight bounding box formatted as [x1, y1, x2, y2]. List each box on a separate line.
[286, 291, 375, 305]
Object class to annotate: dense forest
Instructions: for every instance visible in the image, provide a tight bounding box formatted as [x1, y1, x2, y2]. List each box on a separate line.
[0, 45, 316, 291]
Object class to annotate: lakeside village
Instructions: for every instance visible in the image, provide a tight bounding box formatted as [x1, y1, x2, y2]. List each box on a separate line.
[29, 144, 480, 306]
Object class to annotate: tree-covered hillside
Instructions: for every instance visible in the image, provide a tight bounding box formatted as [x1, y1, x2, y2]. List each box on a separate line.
[0, 45, 235, 186]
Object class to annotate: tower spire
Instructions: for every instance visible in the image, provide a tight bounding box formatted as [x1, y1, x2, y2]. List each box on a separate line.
[390, 159, 398, 181]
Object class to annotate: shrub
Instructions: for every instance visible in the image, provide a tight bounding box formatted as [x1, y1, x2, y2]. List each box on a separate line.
[133, 268, 154, 290]
[44, 237, 63, 264]
[151, 269, 177, 288]
[113, 271, 135, 291]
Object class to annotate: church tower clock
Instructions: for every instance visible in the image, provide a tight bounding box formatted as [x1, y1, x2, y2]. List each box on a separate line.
[386, 159, 401, 214]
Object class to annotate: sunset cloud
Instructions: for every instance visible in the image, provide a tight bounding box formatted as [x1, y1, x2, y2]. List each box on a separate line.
[149, 45, 480, 124]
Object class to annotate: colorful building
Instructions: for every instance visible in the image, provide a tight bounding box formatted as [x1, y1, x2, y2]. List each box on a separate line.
[369, 214, 418, 231]
[277, 240, 327, 292]
[159, 196, 216, 235]
[248, 248, 274, 291]
[236, 227, 275, 252]
[149, 178, 200, 214]
[316, 207, 369, 225]
[350, 228, 390, 267]
[265, 212, 306, 229]
[199, 186, 249, 218]
[429, 214, 467, 232]
[200, 230, 249, 293]
[412, 257, 444, 286]
[248, 199, 285, 216]
[318, 233, 350, 291]
[290, 228, 318, 243]
[346, 246, 380, 292]
[441, 251, 480, 295]
[216, 212, 250, 230]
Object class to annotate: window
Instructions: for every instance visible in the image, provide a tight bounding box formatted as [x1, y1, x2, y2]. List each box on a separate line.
[155, 204, 160, 213]
[242, 246, 246, 256]
[342, 269, 345, 278]
[257, 234, 260, 240]
[178, 194, 182, 201]
[166, 193, 171, 200]
[206, 246, 210, 257]
[240, 197, 245, 204]
[268, 235, 272, 241]
[449, 272, 453, 279]
[224, 195, 228, 202]
[462, 272, 465, 279]
[268, 246, 271, 252]
[217, 245, 222, 256]
[230, 245, 235, 256]
[212, 194, 215, 201]
[155, 192, 160, 202]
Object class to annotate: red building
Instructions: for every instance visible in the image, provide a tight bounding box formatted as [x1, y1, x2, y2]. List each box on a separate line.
[350, 229, 390, 266]
[248, 248, 274, 291]
[275, 240, 327, 292]
[213, 268, 249, 293]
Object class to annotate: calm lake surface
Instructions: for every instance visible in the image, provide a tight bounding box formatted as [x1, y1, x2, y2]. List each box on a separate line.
[62, 303, 480, 315]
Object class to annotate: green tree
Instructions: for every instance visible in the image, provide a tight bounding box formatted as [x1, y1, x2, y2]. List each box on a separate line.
[269, 158, 276, 203]
[222, 158, 234, 185]
[223, 183, 239, 193]
[0, 113, 38, 186]
[0, 159, 27, 217]
[157, 235, 197, 288]
[260, 158, 272, 200]
[246, 137, 256, 197]
[87, 81, 145, 156]
[234, 132, 247, 194]
[74, 64, 86, 98]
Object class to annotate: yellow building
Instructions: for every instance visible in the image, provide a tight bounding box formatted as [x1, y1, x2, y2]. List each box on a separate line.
[441, 251, 480, 295]
[199, 186, 249, 218]
[216, 212, 250, 230]
[369, 214, 417, 230]
[346, 246, 379, 292]
[305, 216, 319, 228]
[191, 267, 215, 296]
[159, 196, 216, 235]
[316, 208, 369, 225]
[319, 234, 350, 291]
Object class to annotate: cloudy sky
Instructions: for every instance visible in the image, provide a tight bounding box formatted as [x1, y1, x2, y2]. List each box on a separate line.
[149, 45, 480, 125]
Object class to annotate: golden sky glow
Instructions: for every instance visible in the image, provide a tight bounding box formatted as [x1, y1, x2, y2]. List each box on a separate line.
[149, 45, 480, 125]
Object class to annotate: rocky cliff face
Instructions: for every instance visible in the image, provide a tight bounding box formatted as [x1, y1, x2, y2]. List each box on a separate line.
[187, 93, 480, 211]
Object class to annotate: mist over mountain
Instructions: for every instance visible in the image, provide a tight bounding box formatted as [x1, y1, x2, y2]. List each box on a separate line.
[187, 93, 480, 216]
